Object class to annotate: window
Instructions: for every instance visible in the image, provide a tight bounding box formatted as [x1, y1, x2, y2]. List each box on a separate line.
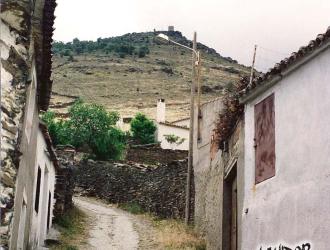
[35, 167, 41, 212]
[254, 93, 275, 184]
[47, 192, 51, 231]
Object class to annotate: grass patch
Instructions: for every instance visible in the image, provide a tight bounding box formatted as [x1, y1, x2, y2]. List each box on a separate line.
[152, 219, 206, 250]
[119, 202, 145, 214]
[51, 206, 88, 250]
[119, 202, 205, 249]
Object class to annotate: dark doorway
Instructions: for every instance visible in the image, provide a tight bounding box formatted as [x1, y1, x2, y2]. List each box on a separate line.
[222, 164, 237, 250]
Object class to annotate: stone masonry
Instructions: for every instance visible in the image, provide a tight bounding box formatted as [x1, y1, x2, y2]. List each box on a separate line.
[1, 1, 32, 244]
[76, 158, 194, 220]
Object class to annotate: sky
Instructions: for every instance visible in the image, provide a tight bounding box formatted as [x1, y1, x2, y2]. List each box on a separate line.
[54, 0, 330, 70]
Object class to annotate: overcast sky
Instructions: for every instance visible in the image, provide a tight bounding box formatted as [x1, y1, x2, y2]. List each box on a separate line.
[54, 0, 330, 70]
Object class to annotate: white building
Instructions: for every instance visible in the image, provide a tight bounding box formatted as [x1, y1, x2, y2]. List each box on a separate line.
[193, 26, 330, 250]
[239, 26, 330, 250]
[156, 99, 189, 150]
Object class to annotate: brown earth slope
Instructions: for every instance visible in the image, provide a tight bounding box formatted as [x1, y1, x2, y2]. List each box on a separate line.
[51, 31, 249, 121]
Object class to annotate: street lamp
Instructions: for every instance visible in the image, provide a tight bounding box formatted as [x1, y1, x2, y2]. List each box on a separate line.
[157, 32, 199, 224]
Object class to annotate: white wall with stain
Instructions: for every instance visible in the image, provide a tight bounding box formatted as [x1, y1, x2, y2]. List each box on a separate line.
[157, 123, 189, 150]
[242, 47, 330, 249]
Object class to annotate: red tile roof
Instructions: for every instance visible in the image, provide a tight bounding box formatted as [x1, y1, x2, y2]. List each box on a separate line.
[38, 0, 57, 111]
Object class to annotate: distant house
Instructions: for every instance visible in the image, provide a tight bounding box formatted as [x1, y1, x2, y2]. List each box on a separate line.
[156, 99, 189, 150]
[193, 26, 330, 249]
[1, 0, 57, 249]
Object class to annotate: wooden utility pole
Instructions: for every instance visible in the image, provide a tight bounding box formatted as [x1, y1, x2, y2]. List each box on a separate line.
[185, 32, 197, 225]
[196, 52, 202, 141]
[249, 45, 257, 86]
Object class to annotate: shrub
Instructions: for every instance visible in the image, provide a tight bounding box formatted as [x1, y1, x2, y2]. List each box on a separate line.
[164, 134, 185, 149]
[138, 46, 149, 58]
[91, 127, 126, 160]
[130, 113, 156, 144]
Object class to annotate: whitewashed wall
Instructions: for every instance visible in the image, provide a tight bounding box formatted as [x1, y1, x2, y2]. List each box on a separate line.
[29, 129, 56, 248]
[242, 48, 330, 250]
[157, 123, 189, 150]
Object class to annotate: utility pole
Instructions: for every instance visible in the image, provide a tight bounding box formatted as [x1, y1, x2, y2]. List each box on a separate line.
[196, 51, 202, 141]
[249, 45, 257, 86]
[185, 31, 197, 225]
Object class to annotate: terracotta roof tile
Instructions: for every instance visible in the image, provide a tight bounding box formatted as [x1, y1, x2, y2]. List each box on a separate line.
[38, 0, 57, 111]
[241, 26, 330, 98]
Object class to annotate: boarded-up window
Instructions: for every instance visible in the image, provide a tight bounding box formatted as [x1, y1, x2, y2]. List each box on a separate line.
[255, 93, 275, 184]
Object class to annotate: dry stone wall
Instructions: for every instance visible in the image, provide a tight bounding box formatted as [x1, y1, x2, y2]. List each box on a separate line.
[76, 159, 194, 219]
[53, 146, 76, 219]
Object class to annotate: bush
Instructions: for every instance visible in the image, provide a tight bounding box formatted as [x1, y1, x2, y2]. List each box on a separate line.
[91, 127, 126, 160]
[130, 113, 156, 144]
[164, 134, 185, 149]
[41, 100, 126, 160]
[138, 46, 150, 58]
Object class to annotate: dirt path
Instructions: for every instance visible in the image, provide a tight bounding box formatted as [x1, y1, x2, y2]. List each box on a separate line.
[74, 196, 160, 250]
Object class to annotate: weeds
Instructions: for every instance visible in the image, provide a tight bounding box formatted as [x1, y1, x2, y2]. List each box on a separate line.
[152, 219, 206, 250]
[119, 202, 145, 214]
[51, 207, 87, 250]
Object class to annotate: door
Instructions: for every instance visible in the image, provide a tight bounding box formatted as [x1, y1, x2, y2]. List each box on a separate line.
[223, 164, 237, 250]
[230, 176, 237, 250]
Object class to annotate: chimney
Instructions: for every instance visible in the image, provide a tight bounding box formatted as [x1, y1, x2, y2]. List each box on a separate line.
[157, 99, 166, 123]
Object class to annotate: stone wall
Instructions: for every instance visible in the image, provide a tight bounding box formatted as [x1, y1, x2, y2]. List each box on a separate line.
[53, 146, 76, 219]
[126, 144, 187, 164]
[76, 159, 193, 219]
[0, 1, 32, 246]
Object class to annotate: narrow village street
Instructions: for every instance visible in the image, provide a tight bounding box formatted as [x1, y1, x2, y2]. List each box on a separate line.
[73, 196, 160, 250]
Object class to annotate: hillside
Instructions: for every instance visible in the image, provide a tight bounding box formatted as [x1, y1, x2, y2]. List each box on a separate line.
[51, 31, 250, 121]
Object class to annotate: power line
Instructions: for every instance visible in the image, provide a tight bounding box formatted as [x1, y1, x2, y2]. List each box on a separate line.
[258, 46, 289, 56]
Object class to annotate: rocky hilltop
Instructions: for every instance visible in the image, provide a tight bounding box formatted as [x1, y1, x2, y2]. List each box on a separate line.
[51, 30, 250, 121]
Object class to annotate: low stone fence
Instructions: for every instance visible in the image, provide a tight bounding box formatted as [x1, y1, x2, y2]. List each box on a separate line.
[75, 159, 194, 219]
[54, 146, 76, 219]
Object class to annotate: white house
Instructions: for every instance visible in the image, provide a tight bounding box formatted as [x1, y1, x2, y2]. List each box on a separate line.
[156, 99, 189, 150]
[192, 26, 330, 250]
[239, 26, 330, 250]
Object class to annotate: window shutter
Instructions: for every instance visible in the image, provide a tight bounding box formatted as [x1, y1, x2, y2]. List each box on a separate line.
[255, 93, 275, 184]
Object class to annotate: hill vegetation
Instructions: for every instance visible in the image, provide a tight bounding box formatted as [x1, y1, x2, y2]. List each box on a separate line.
[51, 30, 250, 121]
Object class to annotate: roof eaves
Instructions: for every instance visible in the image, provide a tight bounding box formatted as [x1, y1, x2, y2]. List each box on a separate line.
[240, 40, 330, 104]
[240, 26, 330, 103]
[159, 122, 190, 130]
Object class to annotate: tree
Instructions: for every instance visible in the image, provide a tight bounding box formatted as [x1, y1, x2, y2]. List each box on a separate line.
[130, 113, 156, 144]
[42, 100, 125, 160]
[68, 100, 119, 148]
[41, 111, 71, 146]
